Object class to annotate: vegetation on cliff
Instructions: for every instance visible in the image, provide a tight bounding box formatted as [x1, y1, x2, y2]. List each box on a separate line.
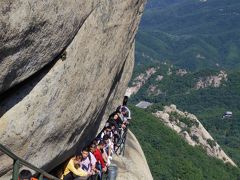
[131, 0, 240, 177]
[130, 106, 240, 180]
[136, 0, 240, 70]
[130, 65, 240, 166]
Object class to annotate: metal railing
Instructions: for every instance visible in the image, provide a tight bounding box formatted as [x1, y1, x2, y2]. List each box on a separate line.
[0, 143, 60, 180]
[114, 127, 128, 156]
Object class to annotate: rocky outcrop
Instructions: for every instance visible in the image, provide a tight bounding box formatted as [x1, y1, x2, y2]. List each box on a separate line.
[126, 67, 158, 97]
[147, 85, 161, 96]
[113, 131, 153, 180]
[176, 69, 187, 76]
[154, 105, 236, 167]
[155, 75, 163, 81]
[0, 0, 147, 178]
[195, 70, 227, 89]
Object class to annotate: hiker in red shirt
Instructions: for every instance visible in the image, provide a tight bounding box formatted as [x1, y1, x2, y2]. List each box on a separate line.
[93, 141, 107, 173]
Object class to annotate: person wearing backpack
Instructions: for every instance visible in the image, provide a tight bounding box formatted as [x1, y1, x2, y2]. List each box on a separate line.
[80, 147, 98, 177]
[116, 96, 131, 121]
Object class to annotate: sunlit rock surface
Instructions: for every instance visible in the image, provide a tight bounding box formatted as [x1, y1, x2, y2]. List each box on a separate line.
[154, 105, 236, 167]
[113, 130, 153, 180]
[0, 0, 149, 178]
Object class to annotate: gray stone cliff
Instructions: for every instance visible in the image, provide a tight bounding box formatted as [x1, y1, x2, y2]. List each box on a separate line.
[114, 131, 153, 180]
[0, 0, 150, 179]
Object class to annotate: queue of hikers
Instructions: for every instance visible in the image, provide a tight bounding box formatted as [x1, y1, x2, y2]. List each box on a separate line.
[18, 96, 131, 180]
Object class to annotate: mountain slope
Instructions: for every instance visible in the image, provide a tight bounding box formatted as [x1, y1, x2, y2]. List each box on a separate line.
[136, 0, 240, 70]
[129, 65, 240, 166]
[153, 104, 236, 166]
[130, 106, 240, 180]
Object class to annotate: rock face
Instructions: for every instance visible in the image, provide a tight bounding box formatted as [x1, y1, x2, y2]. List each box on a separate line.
[125, 67, 158, 97]
[195, 70, 227, 90]
[0, 0, 147, 178]
[113, 131, 153, 180]
[0, 0, 100, 94]
[154, 105, 237, 167]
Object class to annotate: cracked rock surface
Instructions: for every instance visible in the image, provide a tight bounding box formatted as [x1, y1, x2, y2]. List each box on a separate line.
[0, 0, 150, 179]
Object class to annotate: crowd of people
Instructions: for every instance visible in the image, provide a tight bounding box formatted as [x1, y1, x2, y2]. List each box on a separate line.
[19, 96, 131, 180]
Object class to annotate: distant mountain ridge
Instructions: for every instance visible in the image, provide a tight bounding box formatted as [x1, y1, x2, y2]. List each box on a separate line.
[136, 0, 240, 70]
[131, 0, 240, 177]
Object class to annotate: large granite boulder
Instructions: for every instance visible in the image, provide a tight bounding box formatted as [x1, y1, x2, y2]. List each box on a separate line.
[0, 0, 147, 179]
[0, 0, 99, 94]
[114, 131, 153, 180]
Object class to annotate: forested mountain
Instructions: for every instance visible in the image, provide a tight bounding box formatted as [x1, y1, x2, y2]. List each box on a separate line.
[131, 0, 240, 175]
[130, 106, 240, 179]
[136, 0, 240, 70]
[130, 64, 240, 166]
[132, 0, 240, 176]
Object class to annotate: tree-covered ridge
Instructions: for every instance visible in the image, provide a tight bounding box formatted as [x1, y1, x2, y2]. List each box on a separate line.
[136, 0, 240, 70]
[130, 65, 240, 166]
[130, 106, 240, 180]
[133, 0, 240, 174]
